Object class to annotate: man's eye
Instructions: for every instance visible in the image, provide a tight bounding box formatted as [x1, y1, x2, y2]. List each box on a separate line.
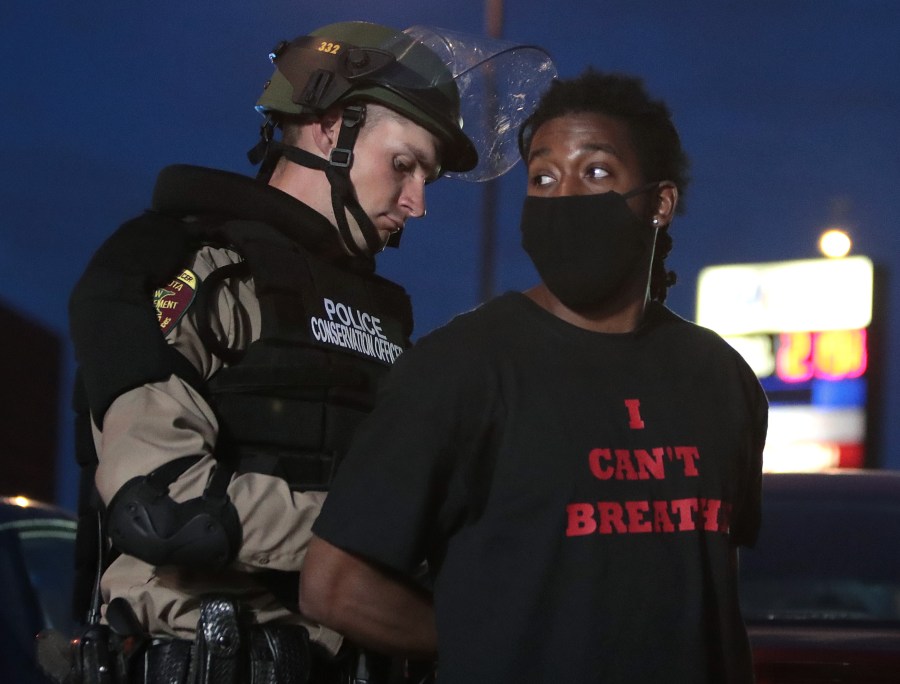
[531, 173, 554, 187]
[394, 158, 412, 173]
[587, 166, 609, 180]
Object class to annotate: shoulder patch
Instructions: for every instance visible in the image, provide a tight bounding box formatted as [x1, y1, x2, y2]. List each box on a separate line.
[155, 268, 198, 335]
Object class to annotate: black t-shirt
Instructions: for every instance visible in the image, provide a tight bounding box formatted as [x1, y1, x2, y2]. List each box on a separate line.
[315, 293, 767, 684]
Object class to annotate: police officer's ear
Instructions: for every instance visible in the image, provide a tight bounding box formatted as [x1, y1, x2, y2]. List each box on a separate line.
[654, 181, 678, 229]
[311, 106, 344, 158]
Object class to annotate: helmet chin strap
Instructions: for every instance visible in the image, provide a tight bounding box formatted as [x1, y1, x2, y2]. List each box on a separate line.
[250, 105, 386, 257]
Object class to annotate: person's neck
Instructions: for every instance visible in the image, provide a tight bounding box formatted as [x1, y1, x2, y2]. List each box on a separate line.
[524, 283, 649, 333]
[268, 161, 334, 220]
[268, 159, 369, 258]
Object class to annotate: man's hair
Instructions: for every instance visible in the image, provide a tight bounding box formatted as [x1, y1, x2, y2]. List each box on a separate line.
[519, 69, 691, 303]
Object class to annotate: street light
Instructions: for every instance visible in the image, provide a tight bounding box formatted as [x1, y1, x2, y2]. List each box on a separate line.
[818, 228, 852, 258]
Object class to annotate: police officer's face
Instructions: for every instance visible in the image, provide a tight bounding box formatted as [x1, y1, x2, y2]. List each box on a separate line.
[349, 109, 441, 248]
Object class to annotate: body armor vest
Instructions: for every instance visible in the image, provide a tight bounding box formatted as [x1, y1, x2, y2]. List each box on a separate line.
[72, 212, 412, 490]
[68, 166, 411, 617]
[195, 218, 412, 490]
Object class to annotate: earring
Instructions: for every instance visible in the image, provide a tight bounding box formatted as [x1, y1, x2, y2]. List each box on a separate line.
[652, 217, 659, 226]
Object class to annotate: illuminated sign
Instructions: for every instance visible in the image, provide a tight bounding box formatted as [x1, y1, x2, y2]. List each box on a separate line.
[696, 256, 873, 335]
[696, 257, 875, 473]
[722, 329, 868, 384]
[776, 329, 867, 382]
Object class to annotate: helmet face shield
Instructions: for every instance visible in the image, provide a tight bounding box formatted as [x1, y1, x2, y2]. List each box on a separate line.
[255, 22, 556, 181]
[403, 26, 557, 182]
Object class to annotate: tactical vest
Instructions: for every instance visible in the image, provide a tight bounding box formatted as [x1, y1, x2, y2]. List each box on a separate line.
[196, 218, 412, 490]
[68, 205, 412, 617]
[72, 210, 411, 487]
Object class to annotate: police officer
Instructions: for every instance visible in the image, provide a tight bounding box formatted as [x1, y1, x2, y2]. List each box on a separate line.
[60, 20, 555, 684]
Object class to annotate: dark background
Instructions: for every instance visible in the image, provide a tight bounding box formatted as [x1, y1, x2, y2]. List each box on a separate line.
[1, 1, 897, 508]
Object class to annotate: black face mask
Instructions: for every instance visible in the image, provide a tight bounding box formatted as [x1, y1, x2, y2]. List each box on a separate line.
[520, 183, 659, 310]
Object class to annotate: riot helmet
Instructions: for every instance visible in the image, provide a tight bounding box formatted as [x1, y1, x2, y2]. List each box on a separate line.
[250, 21, 556, 255]
[255, 21, 477, 173]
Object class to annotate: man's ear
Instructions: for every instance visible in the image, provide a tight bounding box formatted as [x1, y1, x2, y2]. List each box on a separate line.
[654, 181, 679, 228]
[311, 107, 343, 157]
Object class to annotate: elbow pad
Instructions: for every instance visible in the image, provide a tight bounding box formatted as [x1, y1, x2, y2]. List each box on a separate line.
[106, 476, 242, 571]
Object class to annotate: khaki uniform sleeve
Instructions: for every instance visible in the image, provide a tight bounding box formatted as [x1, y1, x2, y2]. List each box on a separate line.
[93, 244, 326, 572]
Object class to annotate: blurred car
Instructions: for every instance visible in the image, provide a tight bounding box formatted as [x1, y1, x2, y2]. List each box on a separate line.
[739, 470, 900, 683]
[0, 495, 78, 683]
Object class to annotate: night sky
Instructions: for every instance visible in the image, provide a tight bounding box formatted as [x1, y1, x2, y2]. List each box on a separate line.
[2, 1, 898, 508]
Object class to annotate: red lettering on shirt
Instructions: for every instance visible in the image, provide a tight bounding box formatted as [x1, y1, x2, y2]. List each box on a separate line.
[634, 448, 665, 480]
[625, 500, 652, 533]
[624, 398, 645, 429]
[587, 446, 697, 481]
[698, 498, 722, 531]
[588, 448, 613, 480]
[614, 449, 639, 480]
[565, 503, 598, 536]
[573, 440, 727, 540]
[670, 498, 699, 531]
[674, 446, 700, 476]
[597, 502, 627, 534]
[564, 498, 731, 538]
[652, 500, 676, 532]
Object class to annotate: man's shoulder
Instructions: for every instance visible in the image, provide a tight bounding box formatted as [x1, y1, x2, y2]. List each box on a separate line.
[649, 303, 730, 347]
[152, 164, 338, 252]
[391, 294, 527, 379]
[650, 304, 763, 390]
[417, 292, 523, 344]
[152, 164, 262, 216]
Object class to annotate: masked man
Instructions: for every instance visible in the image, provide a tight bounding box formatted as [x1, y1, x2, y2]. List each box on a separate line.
[302, 69, 767, 684]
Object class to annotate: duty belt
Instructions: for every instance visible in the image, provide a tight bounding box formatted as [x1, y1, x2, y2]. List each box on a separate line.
[39, 595, 347, 684]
